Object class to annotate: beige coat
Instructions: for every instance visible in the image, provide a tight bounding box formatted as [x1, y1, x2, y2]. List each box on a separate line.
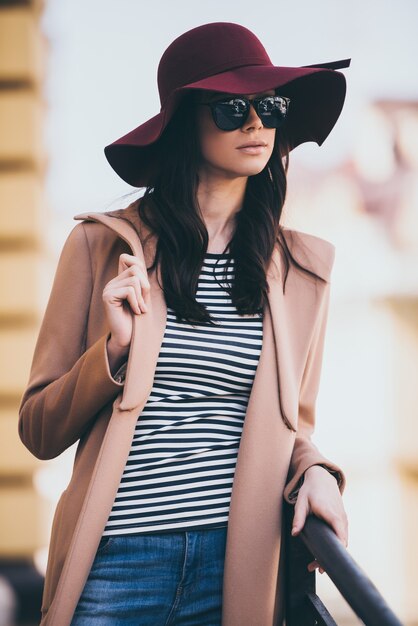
[18, 199, 346, 626]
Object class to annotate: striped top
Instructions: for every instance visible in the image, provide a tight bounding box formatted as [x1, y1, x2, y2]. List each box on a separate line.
[102, 252, 264, 536]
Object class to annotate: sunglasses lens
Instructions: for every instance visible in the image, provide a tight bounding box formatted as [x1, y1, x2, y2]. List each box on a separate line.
[211, 96, 289, 130]
[257, 96, 289, 128]
[212, 98, 249, 131]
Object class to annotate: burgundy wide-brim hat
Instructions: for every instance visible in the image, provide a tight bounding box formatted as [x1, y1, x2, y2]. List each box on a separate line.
[104, 22, 351, 187]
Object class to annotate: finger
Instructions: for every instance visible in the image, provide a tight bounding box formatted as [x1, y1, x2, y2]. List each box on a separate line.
[125, 287, 143, 316]
[329, 513, 348, 547]
[108, 276, 149, 312]
[118, 253, 147, 275]
[308, 560, 320, 571]
[292, 496, 309, 536]
[106, 268, 151, 310]
[307, 560, 325, 574]
[312, 502, 348, 548]
[104, 286, 142, 315]
[114, 264, 150, 288]
[121, 264, 151, 306]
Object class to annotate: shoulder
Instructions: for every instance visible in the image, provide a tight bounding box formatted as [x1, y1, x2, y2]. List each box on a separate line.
[280, 227, 336, 283]
[61, 212, 132, 275]
[63, 221, 119, 257]
[73, 197, 150, 242]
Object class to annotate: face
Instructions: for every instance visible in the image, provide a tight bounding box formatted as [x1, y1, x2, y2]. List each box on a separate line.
[195, 88, 277, 180]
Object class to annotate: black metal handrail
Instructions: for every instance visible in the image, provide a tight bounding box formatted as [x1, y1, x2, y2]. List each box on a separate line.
[283, 501, 404, 626]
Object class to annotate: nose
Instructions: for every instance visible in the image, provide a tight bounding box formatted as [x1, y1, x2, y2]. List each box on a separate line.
[242, 102, 263, 131]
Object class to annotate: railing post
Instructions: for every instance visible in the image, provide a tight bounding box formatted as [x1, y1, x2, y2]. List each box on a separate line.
[282, 499, 404, 626]
[283, 500, 338, 625]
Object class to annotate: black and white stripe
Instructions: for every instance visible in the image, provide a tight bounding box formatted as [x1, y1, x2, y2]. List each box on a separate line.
[103, 253, 264, 535]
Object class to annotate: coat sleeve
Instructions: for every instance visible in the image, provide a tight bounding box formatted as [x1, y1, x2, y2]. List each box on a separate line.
[18, 222, 125, 461]
[283, 278, 347, 504]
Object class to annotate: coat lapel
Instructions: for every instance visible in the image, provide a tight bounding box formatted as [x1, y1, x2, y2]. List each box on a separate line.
[73, 209, 331, 432]
[74, 211, 167, 411]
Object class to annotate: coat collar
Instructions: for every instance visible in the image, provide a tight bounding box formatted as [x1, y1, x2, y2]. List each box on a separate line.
[74, 200, 334, 282]
[74, 199, 334, 432]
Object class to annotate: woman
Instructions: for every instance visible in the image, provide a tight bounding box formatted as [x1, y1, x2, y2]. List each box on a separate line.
[19, 21, 350, 626]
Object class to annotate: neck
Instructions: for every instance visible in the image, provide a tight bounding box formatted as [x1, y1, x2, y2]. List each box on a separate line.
[196, 171, 247, 252]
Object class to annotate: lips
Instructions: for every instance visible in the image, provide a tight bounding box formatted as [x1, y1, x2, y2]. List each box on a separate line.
[236, 141, 267, 149]
[236, 142, 267, 155]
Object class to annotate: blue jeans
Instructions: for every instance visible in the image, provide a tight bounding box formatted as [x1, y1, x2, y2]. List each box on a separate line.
[70, 526, 228, 625]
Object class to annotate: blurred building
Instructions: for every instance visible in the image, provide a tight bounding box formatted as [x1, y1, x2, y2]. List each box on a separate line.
[0, 0, 47, 623]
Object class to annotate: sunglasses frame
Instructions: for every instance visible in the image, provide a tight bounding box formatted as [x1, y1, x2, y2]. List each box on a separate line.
[197, 92, 291, 131]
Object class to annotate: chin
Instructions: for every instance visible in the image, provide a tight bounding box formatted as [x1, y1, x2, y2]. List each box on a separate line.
[210, 159, 269, 179]
[237, 163, 269, 177]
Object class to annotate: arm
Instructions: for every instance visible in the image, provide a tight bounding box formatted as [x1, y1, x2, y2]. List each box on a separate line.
[18, 223, 125, 461]
[283, 279, 347, 504]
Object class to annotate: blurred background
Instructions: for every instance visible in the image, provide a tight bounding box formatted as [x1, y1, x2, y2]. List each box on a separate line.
[0, 0, 417, 624]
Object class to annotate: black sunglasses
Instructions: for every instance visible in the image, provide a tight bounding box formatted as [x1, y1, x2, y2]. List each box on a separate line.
[198, 93, 291, 131]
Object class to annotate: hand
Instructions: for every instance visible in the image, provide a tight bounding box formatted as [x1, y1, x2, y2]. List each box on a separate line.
[290, 465, 348, 575]
[103, 253, 151, 367]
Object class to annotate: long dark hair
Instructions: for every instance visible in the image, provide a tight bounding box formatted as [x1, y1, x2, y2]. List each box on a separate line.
[120, 89, 325, 432]
[136, 90, 323, 320]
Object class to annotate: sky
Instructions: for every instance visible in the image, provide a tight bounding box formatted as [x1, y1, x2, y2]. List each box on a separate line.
[40, 0, 418, 219]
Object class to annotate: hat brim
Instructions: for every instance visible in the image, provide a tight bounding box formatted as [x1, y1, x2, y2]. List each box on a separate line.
[104, 63, 348, 187]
